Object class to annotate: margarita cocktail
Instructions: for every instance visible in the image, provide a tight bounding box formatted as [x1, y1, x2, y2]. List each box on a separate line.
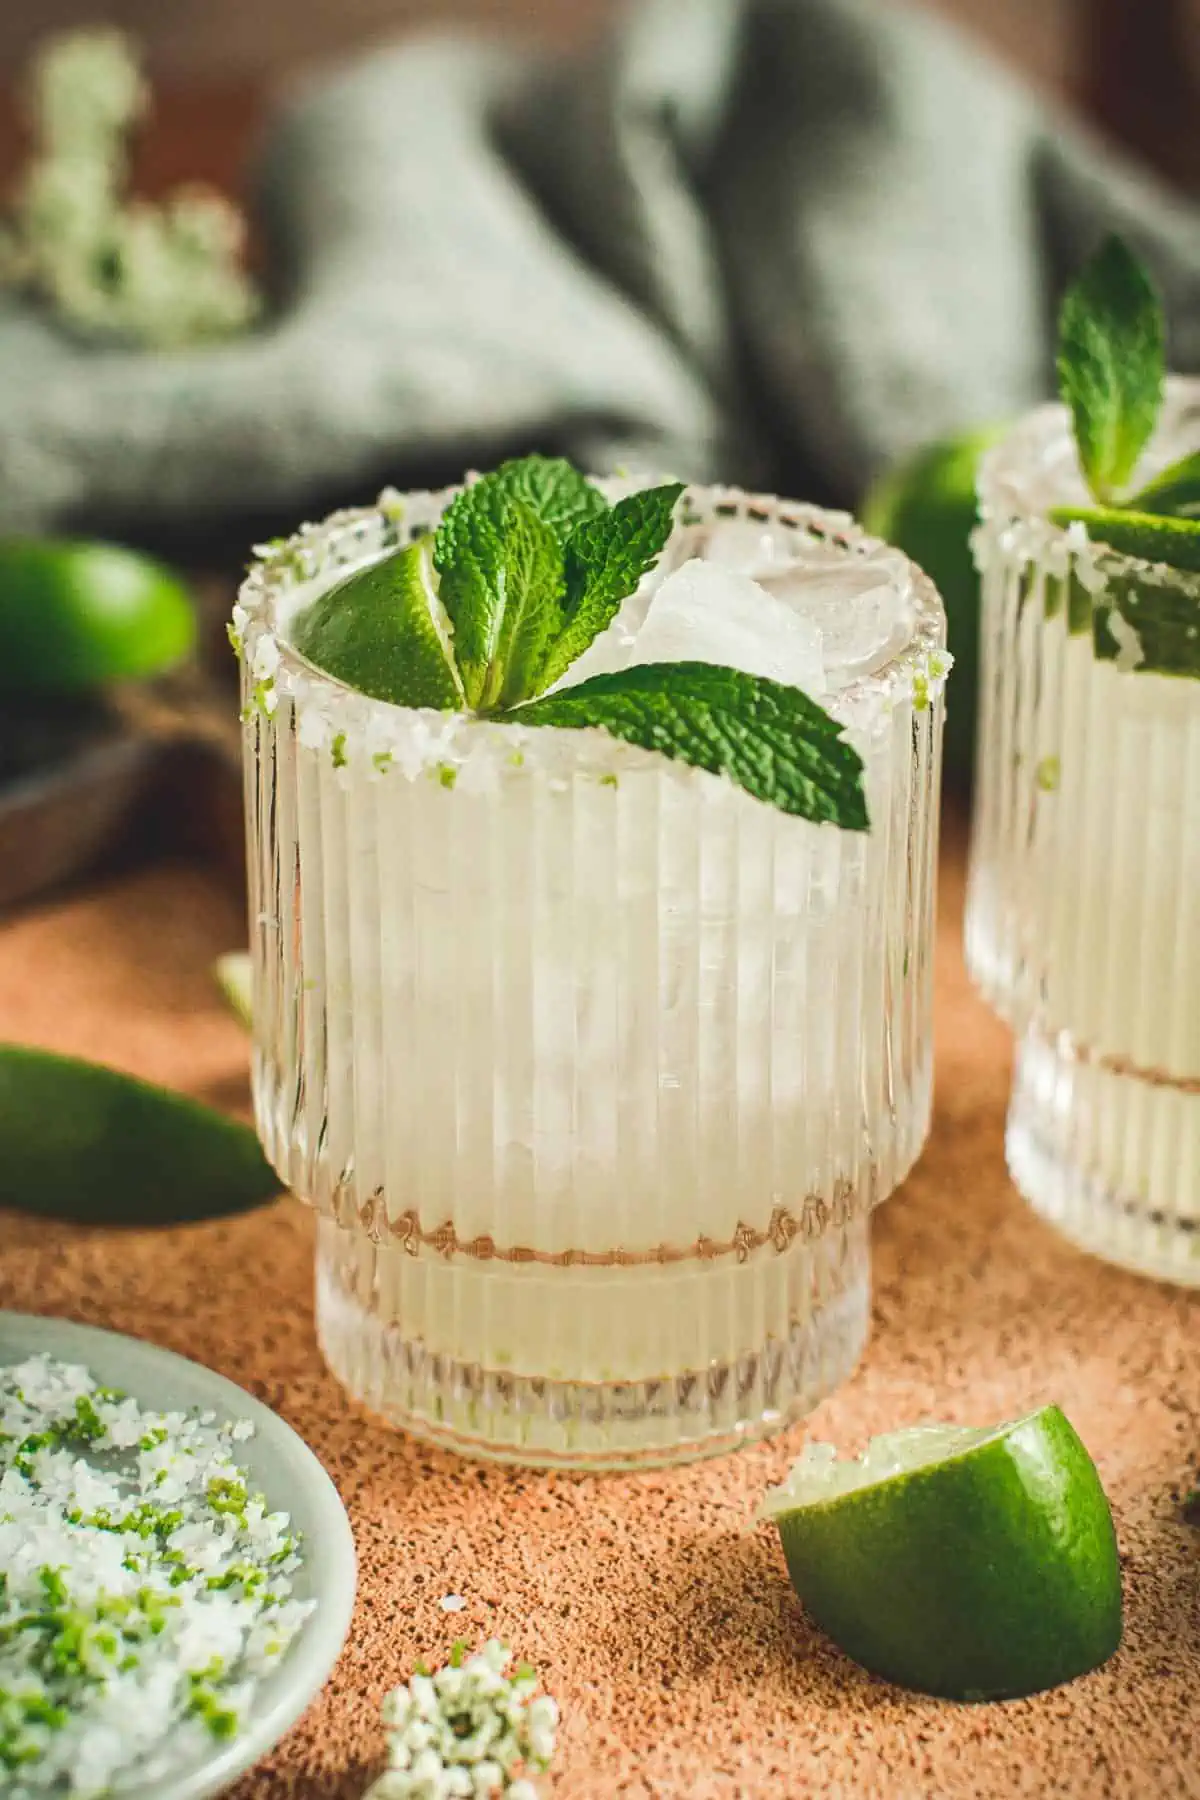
[967, 241, 1200, 1284]
[235, 466, 947, 1466]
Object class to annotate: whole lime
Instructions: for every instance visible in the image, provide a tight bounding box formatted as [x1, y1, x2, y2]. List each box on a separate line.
[860, 425, 1008, 788]
[0, 538, 196, 694]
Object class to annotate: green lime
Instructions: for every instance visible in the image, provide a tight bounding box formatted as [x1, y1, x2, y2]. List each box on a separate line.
[1049, 503, 1200, 572]
[0, 1043, 278, 1226]
[214, 952, 252, 1028]
[762, 1406, 1122, 1701]
[0, 539, 196, 695]
[860, 425, 1008, 788]
[292, 536, 463, 709]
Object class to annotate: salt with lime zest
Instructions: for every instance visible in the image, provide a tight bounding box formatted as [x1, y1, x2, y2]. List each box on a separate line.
[0, 1354, 312, 1795]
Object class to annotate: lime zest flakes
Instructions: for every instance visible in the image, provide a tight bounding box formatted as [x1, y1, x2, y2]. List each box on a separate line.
[0, 1355, 312, 1790]
[1036, 755, 1061, 793]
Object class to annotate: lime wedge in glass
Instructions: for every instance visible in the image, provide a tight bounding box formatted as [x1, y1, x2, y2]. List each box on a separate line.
[0, 539, 196, 694]
[0, 1044, 278, 1225]
[215, 951, 253, 1027]
[761, 1407, 1122, 1701]
[291, 536, 463, 709]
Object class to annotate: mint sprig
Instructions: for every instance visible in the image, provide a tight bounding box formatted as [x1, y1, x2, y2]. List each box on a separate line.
[505, 662, 869, 830]
[540, 483, 686, 690]
[1052, 237, 1200, 675]
[1058, 236, 1164, 504]
[288, 454, 873, 829]
[433, 460, 681, 706]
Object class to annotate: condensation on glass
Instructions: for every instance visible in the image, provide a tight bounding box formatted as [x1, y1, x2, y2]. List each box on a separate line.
[238, 483, 947, 1466]
[967, 388, 1200, 1286]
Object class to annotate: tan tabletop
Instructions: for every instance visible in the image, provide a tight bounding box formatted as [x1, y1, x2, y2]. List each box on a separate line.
[1, 812, 1197, 1800]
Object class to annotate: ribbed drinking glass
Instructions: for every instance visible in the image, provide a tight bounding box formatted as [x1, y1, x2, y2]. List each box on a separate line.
[237, 481, 948, 1466]
[967, 386, 1200, 1284]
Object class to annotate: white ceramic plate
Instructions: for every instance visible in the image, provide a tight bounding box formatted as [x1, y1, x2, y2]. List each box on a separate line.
[0, 1311, 358, 1799]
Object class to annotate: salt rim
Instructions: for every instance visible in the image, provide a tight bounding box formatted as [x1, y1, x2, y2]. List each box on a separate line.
[975, 376, 1200, 605]
[0, 1354, 314, 1797]
[230, 478, 949, 781]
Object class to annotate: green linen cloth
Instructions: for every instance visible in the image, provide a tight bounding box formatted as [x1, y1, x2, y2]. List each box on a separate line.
[3, 0, 1200, 539]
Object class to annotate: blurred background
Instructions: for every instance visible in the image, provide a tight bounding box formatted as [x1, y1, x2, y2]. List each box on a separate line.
[5, 0, 1066, 84]
[3, 0, 1200, 188]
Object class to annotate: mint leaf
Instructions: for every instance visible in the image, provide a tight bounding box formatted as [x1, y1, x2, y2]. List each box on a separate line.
[1049, 504, 1200, 573]
[488, 499, 565, 709]
[539, 483, 685, 692]
[485, 454, 608, 541]
[432, 481, 508, 707]
[292, 537, 462, 710]
[505, 661, 869, 829]
[433, 455, 607, 705]
[1125, 450, 1200, 517]
[1057, 236, 1164, 502]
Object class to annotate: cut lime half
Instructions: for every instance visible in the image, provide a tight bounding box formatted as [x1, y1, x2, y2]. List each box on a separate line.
[762, 1406, 1121, 1702]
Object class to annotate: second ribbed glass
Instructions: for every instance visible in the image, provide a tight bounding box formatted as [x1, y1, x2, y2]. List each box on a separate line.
[238, 483, 947, 1466]
[967, 391, 1200, 1284]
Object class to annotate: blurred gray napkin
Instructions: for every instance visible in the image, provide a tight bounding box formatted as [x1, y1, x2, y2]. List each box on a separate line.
[4, 0, 1200, 540]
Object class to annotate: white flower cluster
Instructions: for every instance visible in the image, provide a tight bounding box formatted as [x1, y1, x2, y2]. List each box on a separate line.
[366, 1641, 558, 1800]
[0, 27, 259, 347]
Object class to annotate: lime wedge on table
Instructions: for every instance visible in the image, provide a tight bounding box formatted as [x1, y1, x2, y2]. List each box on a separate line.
[762, 1407, 1121, 1701]
[0, 1044, 278, 1225]
[0, 539, 196, 694]
[292, 536, 463, 708]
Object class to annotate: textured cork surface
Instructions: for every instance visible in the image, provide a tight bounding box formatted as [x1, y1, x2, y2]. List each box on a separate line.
[1, 814, 1197, 1800]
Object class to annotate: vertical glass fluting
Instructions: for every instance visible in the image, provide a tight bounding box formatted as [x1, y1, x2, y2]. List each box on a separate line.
[239, 487, 947, 1466]
[967, 399, 1200, 1285]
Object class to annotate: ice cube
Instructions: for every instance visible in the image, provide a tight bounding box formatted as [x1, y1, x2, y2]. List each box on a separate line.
[701, 518, 803, 578]
[757, 543, 914, 686]
[629, 558, 827, 695]
[550, 617, 639, 691]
